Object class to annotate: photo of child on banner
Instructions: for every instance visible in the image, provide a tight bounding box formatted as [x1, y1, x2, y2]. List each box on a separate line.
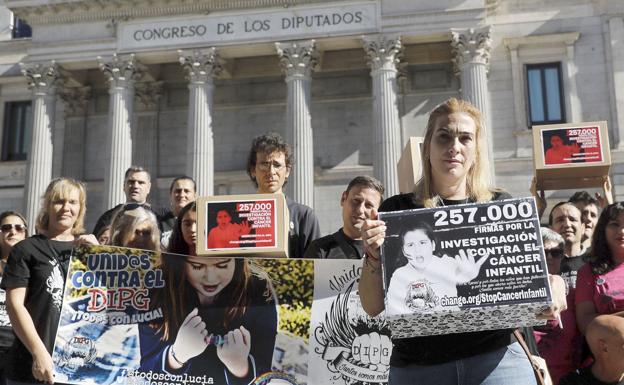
[52, 245, 279, 385]
[206, 202, 253, 249]
[541, 127, 602, 165]
[380, 197, 553, 338]
[139, 254, 278, 385]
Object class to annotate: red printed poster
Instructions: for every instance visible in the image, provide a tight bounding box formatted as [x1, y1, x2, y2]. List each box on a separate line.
[205, 199, 276, 249]
[541, 126, 603, 165]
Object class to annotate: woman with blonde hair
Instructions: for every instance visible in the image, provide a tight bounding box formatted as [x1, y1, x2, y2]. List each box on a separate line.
[109, 204, 161, 251]
[1, 178, 97, 385]
[358, 98, 567, 385]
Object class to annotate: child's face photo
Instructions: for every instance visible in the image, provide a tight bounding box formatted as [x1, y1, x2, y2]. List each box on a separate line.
[402, 229, 434, 270]
[216, 210, 232, 228]
[185, 257, 235, 304]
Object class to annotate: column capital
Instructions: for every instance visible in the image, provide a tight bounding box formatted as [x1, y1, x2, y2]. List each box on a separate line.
[179, 48, 223, 84]
[451, 26, 492, 74]
[362, 35, 403, 72]
[98, 53, 144, 89]
[275, 40, 318, 79]
[135, 81, 164, 111]
[59, 86, 91, 117]
[20, 61, 60, 95]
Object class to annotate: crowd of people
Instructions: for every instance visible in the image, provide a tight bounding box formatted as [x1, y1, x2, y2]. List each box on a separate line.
[0, 98, 621, 385]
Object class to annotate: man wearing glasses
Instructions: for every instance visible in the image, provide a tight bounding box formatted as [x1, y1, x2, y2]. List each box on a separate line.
[246, 133, 320, 258]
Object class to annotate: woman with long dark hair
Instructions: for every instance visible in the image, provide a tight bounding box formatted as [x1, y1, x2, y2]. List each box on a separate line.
[576, 202, 624, 334]
[139, 202, 278, 384]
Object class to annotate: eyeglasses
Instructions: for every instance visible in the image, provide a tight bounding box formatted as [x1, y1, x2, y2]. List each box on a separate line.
[1, 224, 27, 233]
[257, 161, 286, 172]
[544, 248, 564, 259]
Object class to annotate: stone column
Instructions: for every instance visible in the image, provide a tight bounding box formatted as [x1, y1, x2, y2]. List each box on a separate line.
[133, 81, 163, 176]
[20, 61, 60, 229]
[451, 27, 494, 182]
[275, 40, 318, 207]
[363, 35, 403, 198]
[179, 49, 222, 197]
[59, 86, 90, 179]
[98, 53, 143, 209]
[607, 17, 624, 149]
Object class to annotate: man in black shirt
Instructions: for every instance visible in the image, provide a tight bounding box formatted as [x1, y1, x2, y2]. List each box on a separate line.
[93, 166, 155, 236]
[559, 315, 624, 385]
[246, 133, 320, 258]
[304, 176, 383, 259]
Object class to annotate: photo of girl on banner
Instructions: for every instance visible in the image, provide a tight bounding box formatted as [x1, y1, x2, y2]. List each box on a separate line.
[139, 202, 278, 385]
[207, 202, 252, 249]
[384, 219, 489, 313]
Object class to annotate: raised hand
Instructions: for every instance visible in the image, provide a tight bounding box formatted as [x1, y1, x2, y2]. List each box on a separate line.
[530, 177, 546, 220]
[217, 326, 251, 378]
[169, 308, 209, 368]
[361, 208, 386, 263]
[537, 274, 568, 320]
[238, 220, 252, 236]
[453, 249, 490, 284]
[595, 175, 613, 208]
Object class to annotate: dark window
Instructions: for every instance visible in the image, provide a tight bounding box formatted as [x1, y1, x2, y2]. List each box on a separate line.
[526, 63, 565, 127]
[2, 101, 32, 161]
[12, 16, 32, 39]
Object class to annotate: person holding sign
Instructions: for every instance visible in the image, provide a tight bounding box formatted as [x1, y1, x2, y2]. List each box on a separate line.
[576, 202, 624, 334]
[358, 98, 567, 385]
[246, 133, 320, 258]
[1, 178, 98, 385]
[139, 201, 278, 385]
[386, 222, 489, 313]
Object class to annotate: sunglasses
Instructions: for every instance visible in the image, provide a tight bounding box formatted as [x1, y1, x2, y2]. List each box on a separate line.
[544, 248, 564, 259]
[1, 224, 27, 233]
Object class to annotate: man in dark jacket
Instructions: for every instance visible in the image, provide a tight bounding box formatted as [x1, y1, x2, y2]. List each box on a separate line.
[246, 133, 320, 258]
[304, 176, 383, 259]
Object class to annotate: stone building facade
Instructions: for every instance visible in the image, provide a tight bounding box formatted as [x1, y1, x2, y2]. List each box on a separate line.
[0, 0, 623, 234]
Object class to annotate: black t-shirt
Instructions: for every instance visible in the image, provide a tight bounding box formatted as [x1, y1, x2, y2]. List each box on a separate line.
[287, 197, 321, 258]
[0, 234, 73, 382]
[303, 228, 364, 259]
[379, 191, 516, 366]
[158, 209, 176, 233]
[559, 367, 624, 385]
[0, 259, 15, 364]
[560, 249, 589, 291]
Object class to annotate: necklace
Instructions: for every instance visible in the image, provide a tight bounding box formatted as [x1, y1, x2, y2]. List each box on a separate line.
[438, 197, 470, 206]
